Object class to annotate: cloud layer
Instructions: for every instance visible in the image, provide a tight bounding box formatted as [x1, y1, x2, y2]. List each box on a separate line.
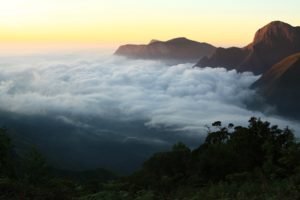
[0, 53, 299, 172]
[0, 54, 297, 130]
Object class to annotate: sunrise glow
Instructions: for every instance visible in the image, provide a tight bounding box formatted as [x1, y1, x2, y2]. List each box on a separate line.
[0, 0, 299, 50]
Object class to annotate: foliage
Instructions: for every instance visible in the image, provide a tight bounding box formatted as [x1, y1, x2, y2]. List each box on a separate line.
[0, 128, 15, 178]
[0, 128, 117, 199]
[1, 118, 300, 199]
[117, 117, 300, 199]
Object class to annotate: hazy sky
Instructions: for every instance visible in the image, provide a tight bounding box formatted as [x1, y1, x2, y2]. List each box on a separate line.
[0, 0, 299, 49]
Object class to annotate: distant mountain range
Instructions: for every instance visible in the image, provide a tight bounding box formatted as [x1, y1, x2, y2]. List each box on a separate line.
[115, 21, 300, 120]
[196, 21, 300, 75]
[114, 37, 216, 64]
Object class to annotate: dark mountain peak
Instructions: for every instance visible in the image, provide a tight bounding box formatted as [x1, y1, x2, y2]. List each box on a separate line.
[149, 39, 161, 44]
[196, 21, 300, 75]
[166, 37, 195, 44]
[167, 37, 188, 41]
[149, 37, 192, 45]
[115, 37, 216, 64]
[265, 20, 292, 29]
[252, 21, 298, 46]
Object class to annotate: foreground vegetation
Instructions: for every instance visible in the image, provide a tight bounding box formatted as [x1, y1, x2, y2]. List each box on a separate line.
[1, 117, 300, 199]
[0, 128, 117, 199]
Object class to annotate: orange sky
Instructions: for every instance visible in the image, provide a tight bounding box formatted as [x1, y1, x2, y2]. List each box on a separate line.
[0, 0, 299, 54]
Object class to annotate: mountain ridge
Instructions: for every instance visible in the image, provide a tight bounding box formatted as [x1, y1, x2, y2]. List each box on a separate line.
[196, 21, 300, 74]
[114, 37, 216, 64]
[252, 53, 300, 118]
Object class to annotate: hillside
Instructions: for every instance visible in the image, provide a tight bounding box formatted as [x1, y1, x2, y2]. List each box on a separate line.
[252, 53, 300, 118]
[196, 21, 300, 74]
[115, 37, 216, 64]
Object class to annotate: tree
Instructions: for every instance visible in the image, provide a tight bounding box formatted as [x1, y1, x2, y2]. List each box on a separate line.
[21, 148, 50, 185]
[0, 128, 15, 178]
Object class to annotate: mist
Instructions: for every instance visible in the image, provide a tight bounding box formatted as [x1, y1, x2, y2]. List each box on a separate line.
[0, 52, 299, 173]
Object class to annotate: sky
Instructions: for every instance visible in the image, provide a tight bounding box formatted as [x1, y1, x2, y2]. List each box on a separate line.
[0, 0, 300, 53]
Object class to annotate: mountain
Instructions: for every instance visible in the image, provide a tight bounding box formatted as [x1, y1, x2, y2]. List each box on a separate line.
[114, 37, 216, 64]
[252, 53, 300, 118]
[196, 21, 300, 74]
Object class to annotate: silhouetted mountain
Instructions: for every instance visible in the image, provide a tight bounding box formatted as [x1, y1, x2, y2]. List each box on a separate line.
[252, 53, 300, 118]
[115, 37, 216, 64]
[196, 21, 300, 74]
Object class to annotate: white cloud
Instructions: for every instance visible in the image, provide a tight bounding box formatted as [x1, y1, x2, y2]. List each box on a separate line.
[0, 54, 299, 137]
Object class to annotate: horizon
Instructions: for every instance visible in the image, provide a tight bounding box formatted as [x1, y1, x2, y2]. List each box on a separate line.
[0, 20, 298, 56]
[0, 0, 300, 55]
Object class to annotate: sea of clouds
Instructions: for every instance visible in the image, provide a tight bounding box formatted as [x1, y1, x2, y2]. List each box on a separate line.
[0, 52, 299, 172]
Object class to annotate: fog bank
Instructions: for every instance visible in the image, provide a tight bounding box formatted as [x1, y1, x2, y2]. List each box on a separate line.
[0, 53, 298, 172]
